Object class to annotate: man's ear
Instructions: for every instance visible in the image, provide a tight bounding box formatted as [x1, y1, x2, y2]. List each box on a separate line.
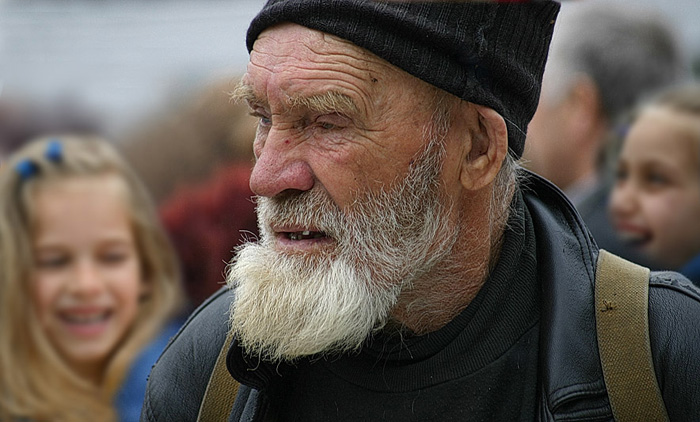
[459, 104, 508, 191]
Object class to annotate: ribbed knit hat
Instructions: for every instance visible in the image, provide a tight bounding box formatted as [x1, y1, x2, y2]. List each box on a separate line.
[247, 1, 560, 158]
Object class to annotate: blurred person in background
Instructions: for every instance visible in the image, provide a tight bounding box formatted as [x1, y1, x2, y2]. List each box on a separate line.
[610, 82, 700, 286]
[118, 77, 257, 204]
[0, 135, 184, 422]
[118, 77, 260, 310]
[159, 164, 258, 310]
[0, 97, 104, 161]
[522, 0, 690, 267]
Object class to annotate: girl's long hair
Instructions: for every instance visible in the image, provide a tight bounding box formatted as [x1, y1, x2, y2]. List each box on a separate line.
[0, 135, 183, 422]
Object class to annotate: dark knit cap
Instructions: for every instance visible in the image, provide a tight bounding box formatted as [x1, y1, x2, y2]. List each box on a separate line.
[246, 0, 560, 158]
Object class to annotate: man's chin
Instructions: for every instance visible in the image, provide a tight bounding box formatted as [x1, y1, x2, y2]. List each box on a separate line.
[230, 309, 382, 364]
[234, 332, 371, 364]
[227, 242, 397, 363]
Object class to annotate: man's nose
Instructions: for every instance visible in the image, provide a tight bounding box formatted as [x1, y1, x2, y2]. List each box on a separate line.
[249, 133, 315, 197]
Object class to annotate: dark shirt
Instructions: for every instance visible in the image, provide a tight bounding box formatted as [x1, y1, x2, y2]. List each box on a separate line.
[231, 193, 541, 421]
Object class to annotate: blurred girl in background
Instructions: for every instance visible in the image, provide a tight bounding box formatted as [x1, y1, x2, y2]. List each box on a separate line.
[0, 135, 184, 421]
[610, 83, 700, 286]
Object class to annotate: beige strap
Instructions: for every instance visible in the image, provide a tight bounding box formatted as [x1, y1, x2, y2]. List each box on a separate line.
[595, 249, 669, 422]
[197, 328, 240, 422]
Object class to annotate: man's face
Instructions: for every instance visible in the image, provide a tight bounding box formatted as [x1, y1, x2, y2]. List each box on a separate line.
[241, 23, 466, 216]
[228, 23, 467, 362]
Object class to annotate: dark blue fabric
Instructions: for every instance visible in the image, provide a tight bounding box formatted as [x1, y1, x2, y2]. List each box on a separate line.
[680, 254, 700, 287]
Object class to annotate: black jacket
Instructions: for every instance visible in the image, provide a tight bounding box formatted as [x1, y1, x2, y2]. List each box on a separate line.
[141, 172, 700, 421]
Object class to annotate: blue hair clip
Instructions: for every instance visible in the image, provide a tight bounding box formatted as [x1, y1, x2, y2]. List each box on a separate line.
[16, 159, 39, 180]
[45, 139, 63, 163]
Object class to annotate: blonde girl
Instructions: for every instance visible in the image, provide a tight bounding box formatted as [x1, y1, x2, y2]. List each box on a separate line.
[0, 135, 183, 421]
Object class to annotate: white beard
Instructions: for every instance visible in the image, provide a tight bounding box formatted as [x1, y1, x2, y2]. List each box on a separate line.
[227, 136, 458, 363]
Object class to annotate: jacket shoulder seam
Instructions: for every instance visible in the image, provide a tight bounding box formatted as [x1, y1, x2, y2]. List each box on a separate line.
[650, 271, 700, 301]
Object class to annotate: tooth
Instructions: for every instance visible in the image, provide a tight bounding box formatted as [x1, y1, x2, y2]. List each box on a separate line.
[66, 314, 106, 323]
[302, 231, 311, 236]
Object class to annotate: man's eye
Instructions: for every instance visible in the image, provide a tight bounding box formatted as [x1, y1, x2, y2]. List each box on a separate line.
[259, 116, 272, 127]
[249, 110, 271, 127]
[315, 114, 348, 131]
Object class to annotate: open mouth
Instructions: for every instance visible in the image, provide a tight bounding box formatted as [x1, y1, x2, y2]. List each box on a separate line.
[58, 309, 113, 337]
[274, 228, 334, 250]
[286, 230, 328, 241]
[616, 230, 651, 249]
[60, 311, 111, 324]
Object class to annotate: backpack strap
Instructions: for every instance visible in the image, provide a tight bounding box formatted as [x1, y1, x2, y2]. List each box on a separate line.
[197, 328, 240, 422]
[595, 249, 669, 422]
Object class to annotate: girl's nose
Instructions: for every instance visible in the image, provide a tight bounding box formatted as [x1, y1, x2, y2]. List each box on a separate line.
[610, 180, 637, 218]
[67, 260, 104, 297]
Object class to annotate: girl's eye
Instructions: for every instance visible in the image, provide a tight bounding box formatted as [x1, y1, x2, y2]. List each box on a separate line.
[646, 173, 669, 186]
[615, 168, 628, 182]
[36, 255, 70, 269]
[100, 249, 130, 265]
[614, 164, 629, 185]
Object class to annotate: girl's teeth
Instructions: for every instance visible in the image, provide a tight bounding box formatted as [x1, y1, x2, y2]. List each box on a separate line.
[64, 313, 107, 324]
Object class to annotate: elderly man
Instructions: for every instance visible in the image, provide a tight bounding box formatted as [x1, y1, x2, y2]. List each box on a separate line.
[141, 1, 700, 421]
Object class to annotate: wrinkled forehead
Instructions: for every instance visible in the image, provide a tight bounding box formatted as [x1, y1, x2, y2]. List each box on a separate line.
[247, 23, 405, 88]
[243, 22, 434, 114]
[252, 23, 372, 62]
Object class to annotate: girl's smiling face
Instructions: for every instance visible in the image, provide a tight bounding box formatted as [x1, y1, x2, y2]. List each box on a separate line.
[30, 174, 144, 383]
[610, 106, 700, 269]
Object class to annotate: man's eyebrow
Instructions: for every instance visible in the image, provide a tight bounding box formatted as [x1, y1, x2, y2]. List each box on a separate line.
[230, 82, 260, 106]
[230, 82, 358, 116]
[288, 91, 359, 116]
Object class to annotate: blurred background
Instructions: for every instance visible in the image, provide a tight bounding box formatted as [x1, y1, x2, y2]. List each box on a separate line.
[0, 0, 263, 143]
[0, 0, 266, 309]
[1, 0, 699, 307]
[0, 0, 698, 155]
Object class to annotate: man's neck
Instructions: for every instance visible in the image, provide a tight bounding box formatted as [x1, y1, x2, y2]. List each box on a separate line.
[390, 221, 504, 335]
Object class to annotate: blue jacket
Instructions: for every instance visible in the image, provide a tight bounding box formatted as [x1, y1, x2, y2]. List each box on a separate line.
[116, 319, 183, 422]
